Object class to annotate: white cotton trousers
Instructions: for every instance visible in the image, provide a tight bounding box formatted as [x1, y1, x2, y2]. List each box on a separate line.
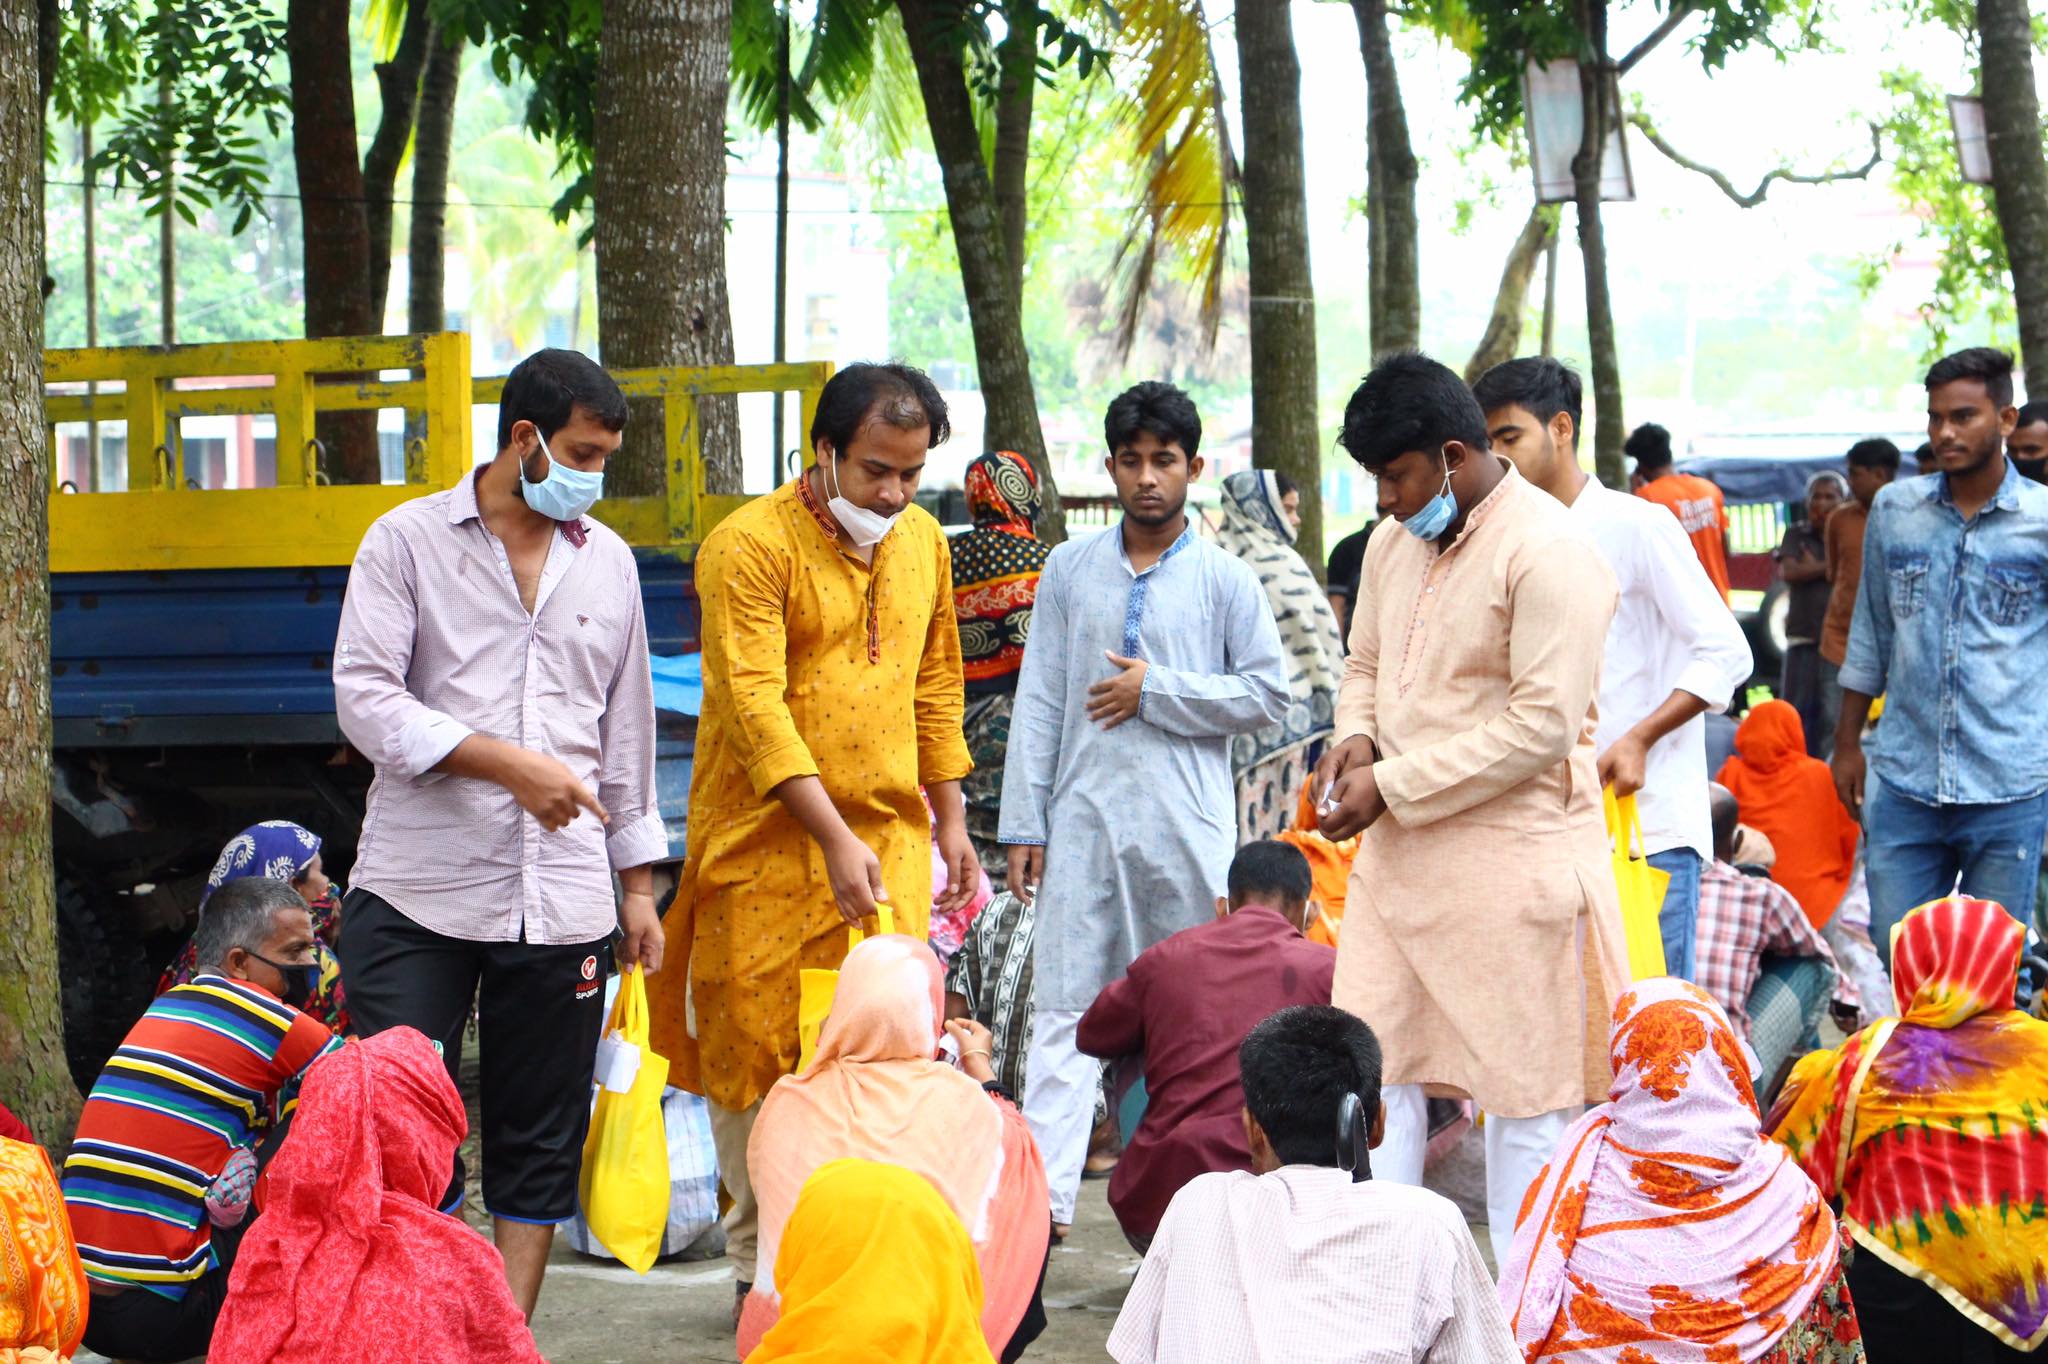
[1371, 1082, 1576, 1269]
[1022, 1007, 1095, 1224]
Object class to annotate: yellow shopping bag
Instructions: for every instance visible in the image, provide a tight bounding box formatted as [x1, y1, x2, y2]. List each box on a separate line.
[796, 903, 895, 1073]
[577, 964, 670, 1274]
[1604, 787, 1670, 980]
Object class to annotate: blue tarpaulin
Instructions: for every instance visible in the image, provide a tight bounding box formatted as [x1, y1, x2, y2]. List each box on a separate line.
[650, 652, 702, 717]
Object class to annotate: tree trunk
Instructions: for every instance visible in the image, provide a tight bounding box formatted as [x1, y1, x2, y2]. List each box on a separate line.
[407, 30, 462, 335]
[1573, 0, 1625, 489]
[0, 0, 72, 1147]
[992, 1, 1037, 304]
[362, 0, 434, 329]
[286, 0, 380, 484]
[1466, 205, 1557, 381]
[1235, 0, 1324, 573]
[1352, 0, 1418, 358]
[593, 0, 741, 497]
[1979, 0, 2048, 398]
[897, 0, 1063, 541]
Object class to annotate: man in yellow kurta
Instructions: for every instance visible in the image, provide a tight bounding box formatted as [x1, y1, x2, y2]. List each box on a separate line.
[648, 363, 976, 1288]
[1314, 352, 1629, 1262]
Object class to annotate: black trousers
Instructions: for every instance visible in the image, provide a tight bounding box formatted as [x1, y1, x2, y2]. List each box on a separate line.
[81, 1217, 246, 1362]
[337, 889, 612, 1222]
[1850, 1244, 2033, 1364]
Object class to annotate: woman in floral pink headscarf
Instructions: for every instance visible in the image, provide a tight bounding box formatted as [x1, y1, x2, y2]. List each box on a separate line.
[1498, 978, 1862, 1363]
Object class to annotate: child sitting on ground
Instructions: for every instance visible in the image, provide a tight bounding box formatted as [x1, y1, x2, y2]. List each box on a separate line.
[1108, 1005, 1514, 1363]
[1077, 841, 1335, 1252]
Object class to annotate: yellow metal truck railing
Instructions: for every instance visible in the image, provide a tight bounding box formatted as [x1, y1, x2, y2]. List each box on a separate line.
[43, 333, 831, 574]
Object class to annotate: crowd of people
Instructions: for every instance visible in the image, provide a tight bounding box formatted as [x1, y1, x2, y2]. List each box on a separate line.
[5, 340, 2048, 1364]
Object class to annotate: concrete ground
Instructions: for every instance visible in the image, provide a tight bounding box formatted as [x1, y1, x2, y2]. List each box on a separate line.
[526, 1133, 1498, 1363]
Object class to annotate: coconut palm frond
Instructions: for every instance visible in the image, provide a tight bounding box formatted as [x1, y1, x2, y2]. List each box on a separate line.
[1104, 0, 1238, 356]
[364, 0, 413, 61]
[734, 0, 894, 136]
[829, 7, 923, 160]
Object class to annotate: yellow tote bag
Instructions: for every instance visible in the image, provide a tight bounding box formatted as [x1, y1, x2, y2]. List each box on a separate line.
[1604, 787, 1670, 980]
[797, 903, 895, 1072]
[578, 965, 671, 1274]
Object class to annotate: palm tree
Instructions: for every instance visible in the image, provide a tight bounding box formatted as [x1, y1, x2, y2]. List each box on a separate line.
[730, 0, 1232, 541]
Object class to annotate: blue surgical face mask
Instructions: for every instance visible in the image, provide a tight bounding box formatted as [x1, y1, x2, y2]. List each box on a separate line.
[1400, 448, 1458, 541]
[519, 428, 605, 522]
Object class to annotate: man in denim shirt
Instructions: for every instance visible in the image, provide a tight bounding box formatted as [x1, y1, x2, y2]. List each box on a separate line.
[1832, 347, 2048, 966]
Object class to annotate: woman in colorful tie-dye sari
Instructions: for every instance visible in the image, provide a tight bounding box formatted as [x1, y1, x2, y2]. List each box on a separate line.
[1769, 896, 2048, 1361]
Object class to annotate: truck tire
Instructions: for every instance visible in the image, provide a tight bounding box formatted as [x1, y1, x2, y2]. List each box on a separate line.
[1742, 583, 1788, 686]
[57, 871, 157, 1093]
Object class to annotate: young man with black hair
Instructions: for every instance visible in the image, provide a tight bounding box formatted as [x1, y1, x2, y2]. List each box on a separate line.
[1312, 351, 1627, 1260]
[1629, 420, 1733, 600]
[66, 879, 343, 1362]
[1477, 357, 1751, 981]
[1000, 379, 1288, 1235]
[1818, 438, 1900, 760]
[1912, 440, 1939, 477]
[1107, 1005, 1512, 1363]
[1076, 840, 1336, 1252]
[334, 347, 660, 1317]
[2010, 399, 2048, 483]
[644, 361, 976, 1294]
[1834, 347, 2048, 965]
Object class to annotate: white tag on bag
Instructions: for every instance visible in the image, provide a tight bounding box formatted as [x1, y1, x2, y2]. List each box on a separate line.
[594, 1030, 642, 1094]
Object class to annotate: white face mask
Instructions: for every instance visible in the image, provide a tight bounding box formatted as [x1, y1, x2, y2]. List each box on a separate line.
[822, 452, 903, 547]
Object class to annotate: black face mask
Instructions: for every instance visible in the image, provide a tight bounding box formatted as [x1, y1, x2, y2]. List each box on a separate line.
[247, 951, 319, 1011]
[2015, 457, 2048, 486]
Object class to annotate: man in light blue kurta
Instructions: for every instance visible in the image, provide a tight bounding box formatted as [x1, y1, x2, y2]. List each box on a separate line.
[999, 381, 1288, 1227]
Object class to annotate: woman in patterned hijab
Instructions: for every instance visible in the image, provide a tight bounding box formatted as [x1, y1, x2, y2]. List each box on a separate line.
[156, 821, 349, 1032]
[949, 452, 1052, 876]
[1217, 469, 1344, 842]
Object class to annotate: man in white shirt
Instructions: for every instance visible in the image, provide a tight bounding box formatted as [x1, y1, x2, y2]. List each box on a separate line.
[1108, 1005, 1514, 1364]
[1475, 358, 1752, 979]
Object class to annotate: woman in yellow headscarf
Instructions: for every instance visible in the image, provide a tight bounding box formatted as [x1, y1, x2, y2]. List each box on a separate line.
[745, 1159, 993, 1364]
[0, 1119, 89, 1364]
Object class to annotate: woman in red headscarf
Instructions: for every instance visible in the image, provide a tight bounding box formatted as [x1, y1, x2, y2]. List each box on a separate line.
[949, 452, 1052, 877]
[208, 1029, 543, 1364]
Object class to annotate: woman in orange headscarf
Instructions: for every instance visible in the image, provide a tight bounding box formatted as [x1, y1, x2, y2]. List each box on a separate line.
[747, 1159, 994, 1364]
[0, 1115, 89, 1364]
[1717, 699, 1859, 927]
[1770, 896, 2048, 1362]
[1500, 978, 1858, 1363]
[740, 935, 1049, 1361]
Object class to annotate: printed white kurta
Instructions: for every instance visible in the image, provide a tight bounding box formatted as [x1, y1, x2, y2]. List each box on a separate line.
[999, 525, 1288, 1011]
[1332, 466, 1630, 1117]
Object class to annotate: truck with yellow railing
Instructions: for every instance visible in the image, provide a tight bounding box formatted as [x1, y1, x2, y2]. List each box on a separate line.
[44, 333, 828, 1086]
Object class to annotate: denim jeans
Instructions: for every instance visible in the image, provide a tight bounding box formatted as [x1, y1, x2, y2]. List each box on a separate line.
[1864, 778, 2048, 971]
[1647, 848, 1702, 982]
[1746, 954, 1831, 1103]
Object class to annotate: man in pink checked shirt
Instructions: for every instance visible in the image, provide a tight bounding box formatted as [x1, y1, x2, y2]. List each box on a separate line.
[332, 348, 665, 1320]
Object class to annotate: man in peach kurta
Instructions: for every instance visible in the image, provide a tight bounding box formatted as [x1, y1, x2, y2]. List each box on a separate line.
[647, 364, 975, 1287]
[1314, 353, 1629, 1260]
